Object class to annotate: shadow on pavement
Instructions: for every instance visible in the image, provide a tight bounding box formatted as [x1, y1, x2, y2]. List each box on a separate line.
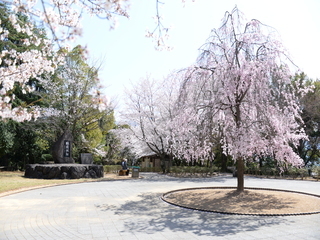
[95, 191, 292, 238]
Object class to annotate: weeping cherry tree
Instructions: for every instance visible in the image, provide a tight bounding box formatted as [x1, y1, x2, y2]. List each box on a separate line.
[180, 7, 307, 191]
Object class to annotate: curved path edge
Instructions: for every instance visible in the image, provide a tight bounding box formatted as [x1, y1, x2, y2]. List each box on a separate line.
[161, 186, 320, 216]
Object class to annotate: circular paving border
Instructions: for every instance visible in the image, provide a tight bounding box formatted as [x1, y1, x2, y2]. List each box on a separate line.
[161, 187, 320, 216]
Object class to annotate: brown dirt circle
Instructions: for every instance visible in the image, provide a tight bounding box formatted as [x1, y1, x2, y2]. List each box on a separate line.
[161, 187, 320, 216]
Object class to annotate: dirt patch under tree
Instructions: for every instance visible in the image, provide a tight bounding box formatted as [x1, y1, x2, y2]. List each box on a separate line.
[162, 188, 320, 215]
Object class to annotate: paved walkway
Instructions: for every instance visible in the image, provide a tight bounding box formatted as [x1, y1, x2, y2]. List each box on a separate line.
[0, 173, 319, 240]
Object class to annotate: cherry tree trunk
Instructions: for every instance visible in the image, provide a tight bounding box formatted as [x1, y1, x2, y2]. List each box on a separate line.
[237, 158, 245, 191]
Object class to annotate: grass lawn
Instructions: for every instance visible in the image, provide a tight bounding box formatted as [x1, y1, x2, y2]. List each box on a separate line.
[0, 171, 98, 195]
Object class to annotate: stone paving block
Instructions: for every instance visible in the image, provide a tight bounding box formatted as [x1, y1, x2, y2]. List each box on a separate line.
[0, 173, 320, 240]
[106, 236, 125, 240]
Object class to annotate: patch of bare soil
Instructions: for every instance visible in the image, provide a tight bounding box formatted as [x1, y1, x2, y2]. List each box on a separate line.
[103, 173, 140, 180]
[163, 188, 320, 215]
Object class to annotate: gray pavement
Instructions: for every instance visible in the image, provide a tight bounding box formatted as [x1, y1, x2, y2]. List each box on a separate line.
[0, 173, 320, 240]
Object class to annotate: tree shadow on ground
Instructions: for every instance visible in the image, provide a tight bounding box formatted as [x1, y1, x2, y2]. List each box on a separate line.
[95, 192, 292, 238]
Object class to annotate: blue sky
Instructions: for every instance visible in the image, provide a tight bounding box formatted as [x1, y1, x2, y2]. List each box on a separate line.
[75, 0, 320, 112]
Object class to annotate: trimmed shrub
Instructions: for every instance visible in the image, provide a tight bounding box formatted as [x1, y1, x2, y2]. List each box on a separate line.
[312, 166, 320, 179]
[104, 165, 122, 173]
[139, 167, 162, 172]
[168, 166, 219, 177]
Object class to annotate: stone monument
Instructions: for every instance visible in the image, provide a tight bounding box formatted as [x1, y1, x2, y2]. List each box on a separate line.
[24, 130, 104, 179]
[80, 153, 93, 164]
[52, 130, 75, 163]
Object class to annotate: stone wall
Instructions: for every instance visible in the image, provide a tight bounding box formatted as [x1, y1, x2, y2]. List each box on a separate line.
[25, 164, 104, 179]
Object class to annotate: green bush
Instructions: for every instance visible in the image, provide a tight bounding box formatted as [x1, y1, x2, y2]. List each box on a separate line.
[286, 167, 309, 179]
[104, 165, 122, 173]
[287, 167, 298, 179]
[139, 167, 162, 172]
[41, 154, 53, 163]
[312, 166, 320, 179]
[170, 166, 181, 176]
[298, 168, 308, 179]
[245, 162, 260, 175]
[93, 155, 103, 165]
[169, 166, 218, 177]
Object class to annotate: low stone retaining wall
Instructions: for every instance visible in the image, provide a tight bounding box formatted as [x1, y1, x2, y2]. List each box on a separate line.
[25, 164, 104, 179]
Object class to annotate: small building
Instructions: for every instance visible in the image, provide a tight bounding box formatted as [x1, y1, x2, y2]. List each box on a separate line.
[140, 153, 161, 168]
